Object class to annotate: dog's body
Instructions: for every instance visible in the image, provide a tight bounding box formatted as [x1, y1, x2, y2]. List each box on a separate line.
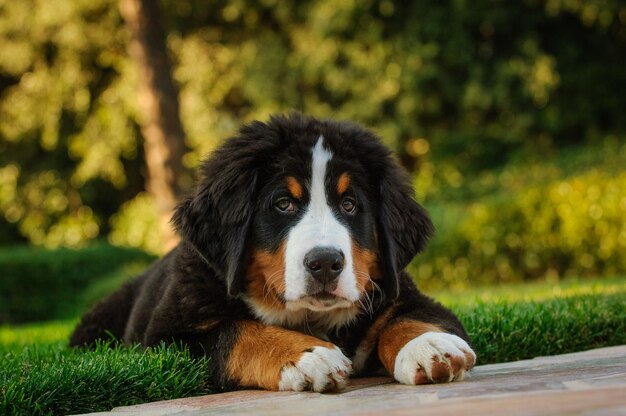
[71, 113, 475, 391]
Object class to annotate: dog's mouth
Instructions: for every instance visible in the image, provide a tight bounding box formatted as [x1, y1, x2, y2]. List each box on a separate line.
[311, 291, 340, 305]
[286, 292, 352, 312]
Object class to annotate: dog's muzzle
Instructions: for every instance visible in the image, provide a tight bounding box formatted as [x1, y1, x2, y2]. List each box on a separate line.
[304, 247, 344, 294]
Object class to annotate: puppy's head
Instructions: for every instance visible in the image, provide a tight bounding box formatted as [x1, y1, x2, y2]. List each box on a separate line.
[173, 113, 433, 322]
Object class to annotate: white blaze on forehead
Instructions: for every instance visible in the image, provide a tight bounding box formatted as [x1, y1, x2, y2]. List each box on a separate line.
[283, 137, 359, 303]
[309, 138, 333, 221]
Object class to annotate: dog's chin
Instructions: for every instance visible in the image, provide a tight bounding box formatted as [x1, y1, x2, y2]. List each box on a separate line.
[286, 294, 353, 312]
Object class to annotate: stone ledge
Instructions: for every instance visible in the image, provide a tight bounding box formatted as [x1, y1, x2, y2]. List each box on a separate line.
[79, 345, 626, 416]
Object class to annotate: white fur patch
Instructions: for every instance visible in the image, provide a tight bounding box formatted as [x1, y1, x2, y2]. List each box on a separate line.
[278, 346, 352, 392]
[283, 137, 359, 303]
[243, 296, 361, 336]
[393, 332, 476, 385]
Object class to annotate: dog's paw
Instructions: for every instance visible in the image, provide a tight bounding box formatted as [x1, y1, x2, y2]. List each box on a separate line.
[393, 332, 476, 385]
[278, 346, 352, 392]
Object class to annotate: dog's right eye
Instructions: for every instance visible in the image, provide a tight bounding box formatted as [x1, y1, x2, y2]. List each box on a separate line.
[275, 197, 297, 213]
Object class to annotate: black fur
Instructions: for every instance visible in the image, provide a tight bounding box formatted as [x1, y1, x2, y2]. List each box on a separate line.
[70, 113, 469, 390]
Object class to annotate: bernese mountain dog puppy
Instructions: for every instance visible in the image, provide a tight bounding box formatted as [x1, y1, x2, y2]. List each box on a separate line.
[70, 113, 476, 392]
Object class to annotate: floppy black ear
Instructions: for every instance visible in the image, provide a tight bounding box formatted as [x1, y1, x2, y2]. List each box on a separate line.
[378, 163, 434, 300]
[171, 148, 258, 297]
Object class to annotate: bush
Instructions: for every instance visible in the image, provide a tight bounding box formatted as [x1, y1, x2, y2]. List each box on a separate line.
[108, 193, 164, 255]
[413, 169, 626, 290]
[3, 0, 626, 249]
[0, 244, 155, 324]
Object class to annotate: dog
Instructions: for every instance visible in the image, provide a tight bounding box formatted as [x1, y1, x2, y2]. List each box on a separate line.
[70, 113, 476, 392]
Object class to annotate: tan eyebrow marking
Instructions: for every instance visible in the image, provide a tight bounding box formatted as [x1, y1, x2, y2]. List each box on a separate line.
[337, 172, 351, 195]
[286, 176, 303, 199]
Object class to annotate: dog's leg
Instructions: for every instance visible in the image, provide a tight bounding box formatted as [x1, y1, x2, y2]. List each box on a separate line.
[189, 320, 352, 392]
[369, 275, 476, 385]
[69, 277, 143, 347]
[377, 318, 476, 385]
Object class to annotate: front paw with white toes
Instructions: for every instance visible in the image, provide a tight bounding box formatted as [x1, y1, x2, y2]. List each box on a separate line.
[393, 332, 476, 385]
[278, 346, 352, 392]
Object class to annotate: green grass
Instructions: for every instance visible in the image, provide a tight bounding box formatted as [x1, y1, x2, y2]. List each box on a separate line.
[455, 293, 625, 364]
[436, 277, 626, 363]
[1, 342, 210, 415]
[1, 277, 624, 415]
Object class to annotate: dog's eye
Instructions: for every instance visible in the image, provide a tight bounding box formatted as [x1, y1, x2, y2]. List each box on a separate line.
[340, 197, 356, 215]
[275, 197, 297, 213]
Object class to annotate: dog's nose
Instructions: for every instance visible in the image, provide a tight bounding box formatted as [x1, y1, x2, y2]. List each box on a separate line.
[304, 247, 344, 284]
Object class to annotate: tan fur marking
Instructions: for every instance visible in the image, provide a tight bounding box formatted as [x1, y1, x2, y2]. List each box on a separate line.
[194, 320, 221, 332]
[378, 320, 442, 375]
[227, 321, 336, 390]
[247, 244, 287, 312]
[352, 304, 397, 370]
[360, 305, 397, 347]
[351, 242, 380, 296]
[415, 367, 428, 384]
[449, 354, 466, 373]
[286, 176, 303, 199]
[337, 172, 351, 195]
[431, 355, 452, 382]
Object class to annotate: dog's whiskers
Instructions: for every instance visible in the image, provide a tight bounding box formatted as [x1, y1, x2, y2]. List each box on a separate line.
[303, 310, 313, 335]
[355, 271, 382, 300]
[262, 269, 286, 306]
[357, 297, 373, 317]
[353, 271, 382, 317]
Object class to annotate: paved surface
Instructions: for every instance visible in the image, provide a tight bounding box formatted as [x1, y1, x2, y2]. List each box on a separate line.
[82, 345, 626, 416]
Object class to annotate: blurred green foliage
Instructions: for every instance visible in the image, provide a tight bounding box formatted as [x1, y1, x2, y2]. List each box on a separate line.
[0, 244, 154, 324]
[108, 192, 164, 254]
[1, 0, 626, 285]
[413, 141, 626, 290]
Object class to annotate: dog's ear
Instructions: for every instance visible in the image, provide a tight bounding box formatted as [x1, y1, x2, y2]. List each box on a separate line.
[377, 163, 434, 300]
[172, 144, 259, 297]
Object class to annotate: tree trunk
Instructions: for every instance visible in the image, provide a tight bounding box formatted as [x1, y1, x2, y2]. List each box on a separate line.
[119, 0, 190, 252]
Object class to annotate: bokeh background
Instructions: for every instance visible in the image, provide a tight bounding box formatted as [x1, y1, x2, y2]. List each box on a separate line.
[2, 0, 626, 321]
[2, 4, 626, 413]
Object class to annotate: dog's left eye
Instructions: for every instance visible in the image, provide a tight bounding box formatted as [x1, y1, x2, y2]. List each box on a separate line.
[275, 197, 297, 213]
[340, 197, 356, 215]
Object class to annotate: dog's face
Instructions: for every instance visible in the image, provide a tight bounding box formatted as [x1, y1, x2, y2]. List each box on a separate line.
[249, 137, 379, 315]
[173, 114, 433, 328]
